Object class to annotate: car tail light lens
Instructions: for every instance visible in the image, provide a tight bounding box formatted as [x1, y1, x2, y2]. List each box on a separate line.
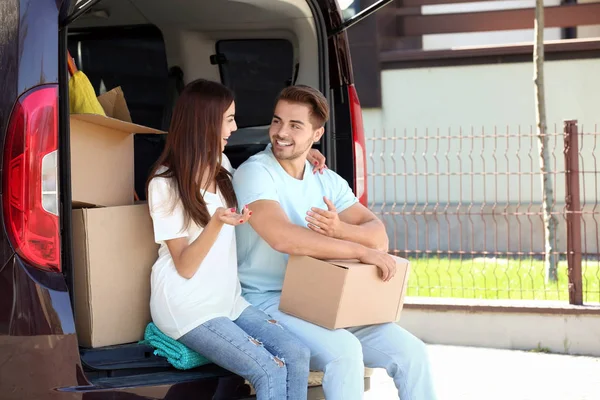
[2, 85, 61, 272]
[348, 84, 368, 206]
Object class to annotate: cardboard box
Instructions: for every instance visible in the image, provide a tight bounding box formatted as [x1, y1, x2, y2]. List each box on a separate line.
[72, 204, 159, 348]
[279, 256, 410, 330]
[70, 87, 165, 207]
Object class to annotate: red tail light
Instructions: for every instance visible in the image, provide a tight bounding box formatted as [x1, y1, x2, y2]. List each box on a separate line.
[2, 85, 61, 272]
[348, 84, 368, 206]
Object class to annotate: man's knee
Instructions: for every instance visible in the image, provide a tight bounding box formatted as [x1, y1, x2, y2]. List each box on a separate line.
[408, 335, 428, 358]
[324, 334, 364, 369]
[391, 335, 430, 369]
[362, 324, 430, 368]
[282, 338, 311, 367]
[294, 341, 312, 366]
[414, 337, 428, 356]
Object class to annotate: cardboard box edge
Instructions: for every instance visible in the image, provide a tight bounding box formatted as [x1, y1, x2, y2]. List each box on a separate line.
[394, 259, 411, 322]
[84, 209, 97, 347]
[72, 209, 94, 348]
[332, 262, 351, 330]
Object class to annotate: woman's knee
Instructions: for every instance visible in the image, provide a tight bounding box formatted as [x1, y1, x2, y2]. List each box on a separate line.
[249, 355, 288, 390]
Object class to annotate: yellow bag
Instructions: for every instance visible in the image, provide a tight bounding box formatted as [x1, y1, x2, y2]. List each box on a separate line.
[68, 52, 105, 116]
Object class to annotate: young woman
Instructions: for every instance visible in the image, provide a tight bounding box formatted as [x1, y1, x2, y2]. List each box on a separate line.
[146, 79, 323, 399]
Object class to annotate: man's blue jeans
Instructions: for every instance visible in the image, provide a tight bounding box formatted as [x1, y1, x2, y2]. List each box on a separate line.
[260, 295, 438, 400]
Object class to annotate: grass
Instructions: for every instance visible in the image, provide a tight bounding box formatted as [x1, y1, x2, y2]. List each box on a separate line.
[405, 256, 600, 303]
[529, 343, 552, 353]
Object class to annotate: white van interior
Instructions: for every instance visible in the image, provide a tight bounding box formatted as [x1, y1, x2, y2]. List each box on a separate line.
[63, 0, 333, 392]
[68, 0, 325, 198]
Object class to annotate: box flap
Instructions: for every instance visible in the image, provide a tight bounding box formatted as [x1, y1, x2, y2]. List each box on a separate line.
[71, 86, 165, 135]
[71, 114, 165, 135]
[97, 87, 132, 122]
[72, 200, 102, 209]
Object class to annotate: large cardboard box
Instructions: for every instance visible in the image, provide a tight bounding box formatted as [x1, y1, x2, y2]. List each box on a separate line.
[279, 256, 410, 330]
[72, 204, 159, 348]
[70, 87, 164, 207]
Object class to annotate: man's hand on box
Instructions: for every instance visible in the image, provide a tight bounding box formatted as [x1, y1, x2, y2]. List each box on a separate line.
[306, 196, 347, 238]
[359, 248, 397, 282]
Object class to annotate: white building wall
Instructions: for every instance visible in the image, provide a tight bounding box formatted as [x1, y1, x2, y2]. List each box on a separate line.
[363, 58, 600, 206]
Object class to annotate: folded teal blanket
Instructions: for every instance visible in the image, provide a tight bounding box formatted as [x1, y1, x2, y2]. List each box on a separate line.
[141, 323, 211, 370]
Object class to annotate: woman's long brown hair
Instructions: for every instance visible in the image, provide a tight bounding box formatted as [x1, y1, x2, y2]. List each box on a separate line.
[147, 79, 237, 228]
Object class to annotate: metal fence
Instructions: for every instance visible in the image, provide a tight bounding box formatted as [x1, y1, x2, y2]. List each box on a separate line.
[367, 120, 599, 305]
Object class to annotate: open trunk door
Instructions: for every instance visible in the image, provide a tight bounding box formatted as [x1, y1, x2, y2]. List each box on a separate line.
[314, 0, 394, 206]
[61, 0, 105, 27]
[327, 0, 394, 36]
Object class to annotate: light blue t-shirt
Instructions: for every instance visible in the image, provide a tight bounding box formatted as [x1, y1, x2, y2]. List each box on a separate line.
[232, 144, 358, 307]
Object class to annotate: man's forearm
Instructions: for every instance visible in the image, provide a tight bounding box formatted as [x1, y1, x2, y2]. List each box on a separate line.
[338, 219, 389, 252]
[273, 223, 366, 260]
[246, 199, 370, 261]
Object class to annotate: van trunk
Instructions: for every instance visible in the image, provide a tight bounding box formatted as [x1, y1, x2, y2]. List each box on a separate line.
[59, 0, 361, 394]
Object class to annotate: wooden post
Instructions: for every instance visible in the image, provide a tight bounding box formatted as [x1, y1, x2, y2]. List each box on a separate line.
[563, 120, 583, 305]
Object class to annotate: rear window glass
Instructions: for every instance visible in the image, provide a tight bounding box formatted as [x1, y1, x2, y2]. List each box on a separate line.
[216, 39, 295, 128]
[67, 27, 169, 130]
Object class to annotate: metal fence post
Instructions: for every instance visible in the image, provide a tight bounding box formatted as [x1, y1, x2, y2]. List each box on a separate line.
[563, 120, 583, 305]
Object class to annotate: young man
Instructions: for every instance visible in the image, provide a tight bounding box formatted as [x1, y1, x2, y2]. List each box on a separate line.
[232, 85, 437, 400]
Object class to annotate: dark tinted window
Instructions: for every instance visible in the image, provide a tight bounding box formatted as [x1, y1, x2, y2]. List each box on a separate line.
[216, 39, 295, 127]
[67, 26, 169, 130]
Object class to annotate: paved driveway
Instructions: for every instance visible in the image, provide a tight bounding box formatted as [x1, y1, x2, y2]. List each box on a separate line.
[365, 345, 600, 400]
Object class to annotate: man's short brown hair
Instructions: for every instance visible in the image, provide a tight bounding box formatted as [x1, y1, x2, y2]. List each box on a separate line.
[275, 85, 329, 128]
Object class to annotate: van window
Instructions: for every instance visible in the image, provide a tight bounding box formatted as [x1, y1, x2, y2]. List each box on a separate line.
[67, 26, 169, 130]
[215, 39, 295, 128]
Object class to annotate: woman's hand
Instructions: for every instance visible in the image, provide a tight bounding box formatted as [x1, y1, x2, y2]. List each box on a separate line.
[214, 206, 251, 226]
[307, 148, 327, 174]
[168, 206, 252, 279]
